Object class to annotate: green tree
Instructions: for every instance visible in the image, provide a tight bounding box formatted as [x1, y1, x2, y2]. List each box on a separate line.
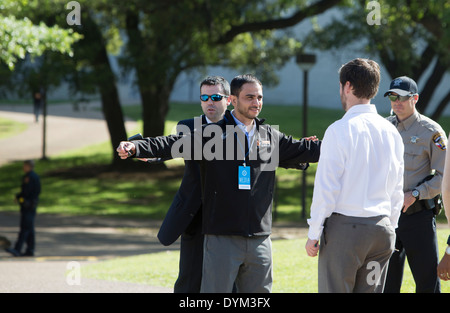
[120, 0, 344, 138]
[305, 0, 450, 119]
[2, 0, 345, 168]
[0, 0, 81, 69]
[1, 1, 129, 167]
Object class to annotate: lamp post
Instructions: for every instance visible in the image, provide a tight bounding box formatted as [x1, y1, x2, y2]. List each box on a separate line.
[296, 52, 316, 219]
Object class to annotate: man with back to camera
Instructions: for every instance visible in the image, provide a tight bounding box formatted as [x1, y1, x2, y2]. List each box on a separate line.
[117, 74, 321, 292]
[383, 76, 447, 293]
[305, 58, 404, 293]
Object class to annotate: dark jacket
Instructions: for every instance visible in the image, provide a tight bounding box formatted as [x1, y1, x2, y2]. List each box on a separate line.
[16, 170, 41, 210]
[157, 116, 206, 246]
[157, 114, 311, 246]
[133, 110, 321, 237]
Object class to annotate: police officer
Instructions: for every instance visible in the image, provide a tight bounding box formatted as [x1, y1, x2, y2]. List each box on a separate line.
[5, 160, 41, 257]
[383, 76, 447, 293]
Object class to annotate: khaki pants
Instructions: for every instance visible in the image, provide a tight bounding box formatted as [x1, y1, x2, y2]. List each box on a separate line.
[200, 234, 272, 293]
[318, 213, 395, 293]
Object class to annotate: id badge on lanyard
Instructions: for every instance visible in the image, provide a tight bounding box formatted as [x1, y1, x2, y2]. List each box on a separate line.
[238, 165, 251, 190]
[236, 127, 255, 190]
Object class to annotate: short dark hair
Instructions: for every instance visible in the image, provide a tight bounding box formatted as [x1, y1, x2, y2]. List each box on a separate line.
[230, 74, 262, 97]
[339, 58, 380, 99]
[24, 160, 35, 168]
[200, 76, 230, 96]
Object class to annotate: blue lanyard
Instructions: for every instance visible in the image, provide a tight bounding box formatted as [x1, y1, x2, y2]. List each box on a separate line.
[235, 130, 256, 167]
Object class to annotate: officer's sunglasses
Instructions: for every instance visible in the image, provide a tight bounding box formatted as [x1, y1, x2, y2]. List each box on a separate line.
[200, 94, 228, 102]
[387, 93, 414, 102]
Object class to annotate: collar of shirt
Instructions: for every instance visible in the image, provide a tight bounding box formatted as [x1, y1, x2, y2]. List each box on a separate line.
[230, 110, 256, 137]
[343, 104, 378, 118]
[204, 115, 213, 124]
[396, 110, 419, 131]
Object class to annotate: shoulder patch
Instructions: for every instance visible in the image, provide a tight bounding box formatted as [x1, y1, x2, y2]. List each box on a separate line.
[432, 133, 446, 151]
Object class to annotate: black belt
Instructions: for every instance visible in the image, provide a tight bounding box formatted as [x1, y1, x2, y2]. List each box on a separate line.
[331, 212, 387, 219]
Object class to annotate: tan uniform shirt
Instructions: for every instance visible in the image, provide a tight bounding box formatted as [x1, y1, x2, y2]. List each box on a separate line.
[387, 110, 447, 200]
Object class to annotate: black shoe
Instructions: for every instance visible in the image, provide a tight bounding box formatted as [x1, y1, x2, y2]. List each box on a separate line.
[5, 247, 20, 257]
[21, 251, 34, 257]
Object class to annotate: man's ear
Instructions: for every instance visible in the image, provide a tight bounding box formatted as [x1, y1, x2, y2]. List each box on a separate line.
[344, 81, 353, 94]
[230, 95, 237, 107]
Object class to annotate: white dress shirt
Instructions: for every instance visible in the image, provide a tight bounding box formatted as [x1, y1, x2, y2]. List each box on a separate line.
[307, 104, 404, 240]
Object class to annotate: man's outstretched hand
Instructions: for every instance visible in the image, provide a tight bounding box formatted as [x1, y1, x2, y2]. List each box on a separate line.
[116, 141, 136, 159]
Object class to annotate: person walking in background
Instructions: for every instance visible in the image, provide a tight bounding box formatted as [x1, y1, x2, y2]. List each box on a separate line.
[306, 58, 404, 293]
[5, 160, 41, 257]
[438, 137, 450, 282]
[32, 91, 42, 123]
[383, 76, 447, 293]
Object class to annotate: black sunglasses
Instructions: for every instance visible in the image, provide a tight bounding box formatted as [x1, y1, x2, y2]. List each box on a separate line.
[200, 94, 228, 102]
[387, 93, 414, 102]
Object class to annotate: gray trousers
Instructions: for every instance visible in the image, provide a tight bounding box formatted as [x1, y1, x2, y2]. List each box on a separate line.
[200, 234, 272, 293]
[318, 213, 396, 293]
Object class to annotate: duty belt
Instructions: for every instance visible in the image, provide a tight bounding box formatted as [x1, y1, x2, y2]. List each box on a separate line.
[405, 198, 441, 216]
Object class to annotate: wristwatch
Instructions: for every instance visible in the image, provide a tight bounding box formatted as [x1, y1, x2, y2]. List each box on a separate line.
[412, 189, 420, 199]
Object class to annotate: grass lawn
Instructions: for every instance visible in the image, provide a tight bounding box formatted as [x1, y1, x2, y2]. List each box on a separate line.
[81, 231, 450, 293]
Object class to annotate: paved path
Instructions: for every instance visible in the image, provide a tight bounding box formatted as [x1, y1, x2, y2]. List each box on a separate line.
[0, 211, 306, 293]
[0, 260, 172, 293]
[0, 212, 175, 293]
[0, 102, 137, 166]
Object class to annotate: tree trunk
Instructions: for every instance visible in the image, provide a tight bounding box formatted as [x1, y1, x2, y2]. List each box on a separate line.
[431, 89, 450, 122]
[96, 69, 128, 168]
[125, 10, 177, 170]
[140, 85, 171, 138]
[84, 13, 128, 168]
[415, 56, 447, 114]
